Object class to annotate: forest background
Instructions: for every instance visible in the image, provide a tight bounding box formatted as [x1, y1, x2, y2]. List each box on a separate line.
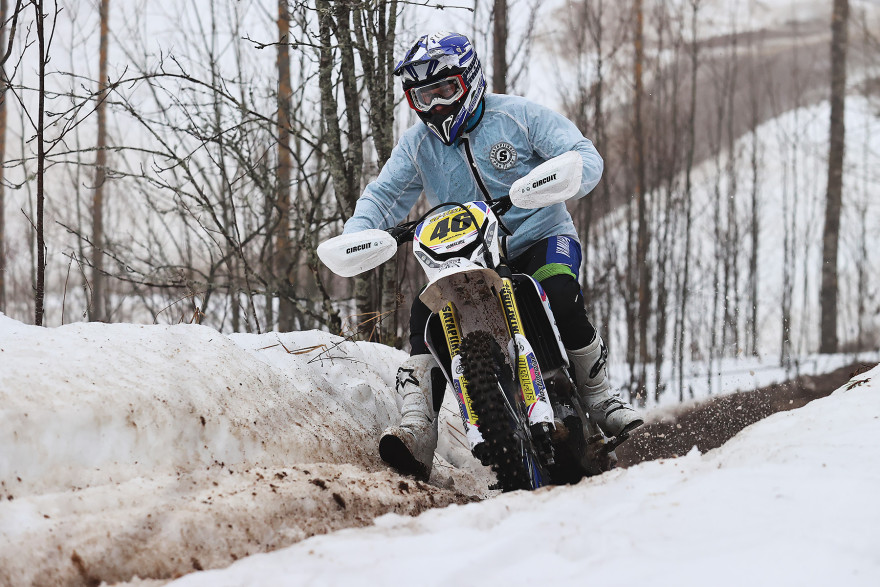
[0, 0, 877, 404]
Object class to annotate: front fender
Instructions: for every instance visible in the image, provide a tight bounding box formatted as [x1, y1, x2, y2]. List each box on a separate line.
[419, 260, 503, 313]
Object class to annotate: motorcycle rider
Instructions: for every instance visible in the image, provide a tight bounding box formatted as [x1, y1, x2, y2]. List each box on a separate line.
[342, 31, 643, 480]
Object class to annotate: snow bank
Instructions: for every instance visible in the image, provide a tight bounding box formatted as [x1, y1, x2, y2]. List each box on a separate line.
[171, 366, 880, 587]
[0, 314, 490, 585]
[0, 313, 407, 498]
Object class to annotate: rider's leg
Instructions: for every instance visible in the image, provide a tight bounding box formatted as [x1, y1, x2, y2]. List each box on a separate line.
[513, 236, 643, 437]
[378, 297, 445, 480]
[407, 295, 446, 414]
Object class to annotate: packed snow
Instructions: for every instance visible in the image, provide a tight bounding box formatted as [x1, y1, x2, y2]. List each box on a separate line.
[1, 312, 877, 585]
[171, 366, 880, 587]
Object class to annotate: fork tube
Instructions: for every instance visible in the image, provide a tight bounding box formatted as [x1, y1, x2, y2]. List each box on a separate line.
[440, 304, 483, 448]
[497, 279, 555, 425]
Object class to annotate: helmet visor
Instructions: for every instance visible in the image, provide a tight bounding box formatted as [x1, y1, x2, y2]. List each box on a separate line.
[406, 75, 466, 113]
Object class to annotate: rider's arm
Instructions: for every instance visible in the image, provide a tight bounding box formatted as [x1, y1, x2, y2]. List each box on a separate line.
[343, 133, 425, 234]
[523, 100, 604, 200]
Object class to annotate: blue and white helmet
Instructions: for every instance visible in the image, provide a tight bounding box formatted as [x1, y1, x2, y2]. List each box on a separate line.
[394, 31, 487, 145]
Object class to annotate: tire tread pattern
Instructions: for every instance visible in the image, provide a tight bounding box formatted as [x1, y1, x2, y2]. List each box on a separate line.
[460, 331, 532, 492]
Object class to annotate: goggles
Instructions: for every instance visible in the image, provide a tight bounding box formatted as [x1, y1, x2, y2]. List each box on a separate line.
[405, 75, 466, 113]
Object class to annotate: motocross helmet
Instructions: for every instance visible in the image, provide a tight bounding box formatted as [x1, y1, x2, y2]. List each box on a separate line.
[394, 31, 487, 146]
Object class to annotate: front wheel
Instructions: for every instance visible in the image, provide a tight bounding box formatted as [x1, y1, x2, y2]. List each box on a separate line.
[459, 330, 545, 492]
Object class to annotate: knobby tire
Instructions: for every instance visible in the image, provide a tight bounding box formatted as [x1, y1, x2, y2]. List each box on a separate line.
[460, 330, 534, 492]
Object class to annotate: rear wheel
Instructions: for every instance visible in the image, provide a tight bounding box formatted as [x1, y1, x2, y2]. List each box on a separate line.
[459, 330, 542, 492]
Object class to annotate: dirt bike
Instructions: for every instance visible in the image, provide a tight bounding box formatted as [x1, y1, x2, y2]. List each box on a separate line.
[318, 152, 630, 492]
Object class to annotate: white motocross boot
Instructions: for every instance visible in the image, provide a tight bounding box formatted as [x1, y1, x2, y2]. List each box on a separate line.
[378, 354, 441, 481]
[567, 336, 643, 438]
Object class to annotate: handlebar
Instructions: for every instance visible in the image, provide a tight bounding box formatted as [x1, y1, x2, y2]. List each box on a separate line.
[386, 223, 415, 245]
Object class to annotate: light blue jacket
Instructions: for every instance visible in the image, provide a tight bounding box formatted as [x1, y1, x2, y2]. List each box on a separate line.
[343, 93, 603, 259]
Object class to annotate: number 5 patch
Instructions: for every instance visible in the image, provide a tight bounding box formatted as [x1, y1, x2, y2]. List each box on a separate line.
[489, 142, 517, 170]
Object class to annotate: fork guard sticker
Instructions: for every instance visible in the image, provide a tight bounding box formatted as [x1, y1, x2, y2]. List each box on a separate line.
[450, 354, 485, 449]
[451, 354, 475, 423]
[509, 334, 554, 426]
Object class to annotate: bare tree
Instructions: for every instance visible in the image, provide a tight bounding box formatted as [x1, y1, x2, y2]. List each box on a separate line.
[556, 0, 620, 319]
[351, 0, 399, 342]
[0, 0, 25, 312]
[675, 0, 700, 401]
[276, 0, 294, 331]
[722, 14, 740, 357]
[649, 0, 686, 401]
[820, 0, 849, 353]
[776, 34, 800, 368]
[89, 0, 109, 322]
[0, 0, 7, 312]
[746, 4, 763, 357]
[633, 0, 649, 403]
[316, 0, 402, 341]
[854, 7, 876, 352]
[316, 0, 370, 331]
[32, 0, 56, 326]
[492, 0, 507, 93]
[6, 0, 108, 325]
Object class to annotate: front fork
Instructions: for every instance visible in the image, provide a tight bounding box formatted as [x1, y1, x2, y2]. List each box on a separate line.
[497, 278, 555, 428]
[438, 304, 485, 450]
[439, 278, 556, 452]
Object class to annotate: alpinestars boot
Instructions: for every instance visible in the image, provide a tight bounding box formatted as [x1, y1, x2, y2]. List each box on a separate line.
[567, 336, 644, 438]
[378, 354, 441, 481]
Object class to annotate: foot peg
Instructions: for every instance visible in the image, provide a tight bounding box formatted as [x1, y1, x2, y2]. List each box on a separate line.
[598, 418, 643, 455]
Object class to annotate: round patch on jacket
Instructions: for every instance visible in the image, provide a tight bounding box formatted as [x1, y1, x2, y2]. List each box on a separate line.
[489, 142, 517, 170]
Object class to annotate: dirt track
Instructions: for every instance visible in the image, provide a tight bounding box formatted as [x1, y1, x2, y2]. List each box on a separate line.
[615, 362, 876, 467]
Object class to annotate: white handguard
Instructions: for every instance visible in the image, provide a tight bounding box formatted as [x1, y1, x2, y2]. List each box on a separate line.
[509, 151, 584, 209]
[317, 229, 398, 277]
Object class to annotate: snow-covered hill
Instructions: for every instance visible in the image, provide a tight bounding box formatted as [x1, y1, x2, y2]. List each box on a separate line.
[585, 91, 880, 399]
[1, 313, 878, 586]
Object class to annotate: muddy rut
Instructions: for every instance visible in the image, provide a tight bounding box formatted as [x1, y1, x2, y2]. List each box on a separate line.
[4, 464, 477, 587]
[616, 362, 875, 467]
